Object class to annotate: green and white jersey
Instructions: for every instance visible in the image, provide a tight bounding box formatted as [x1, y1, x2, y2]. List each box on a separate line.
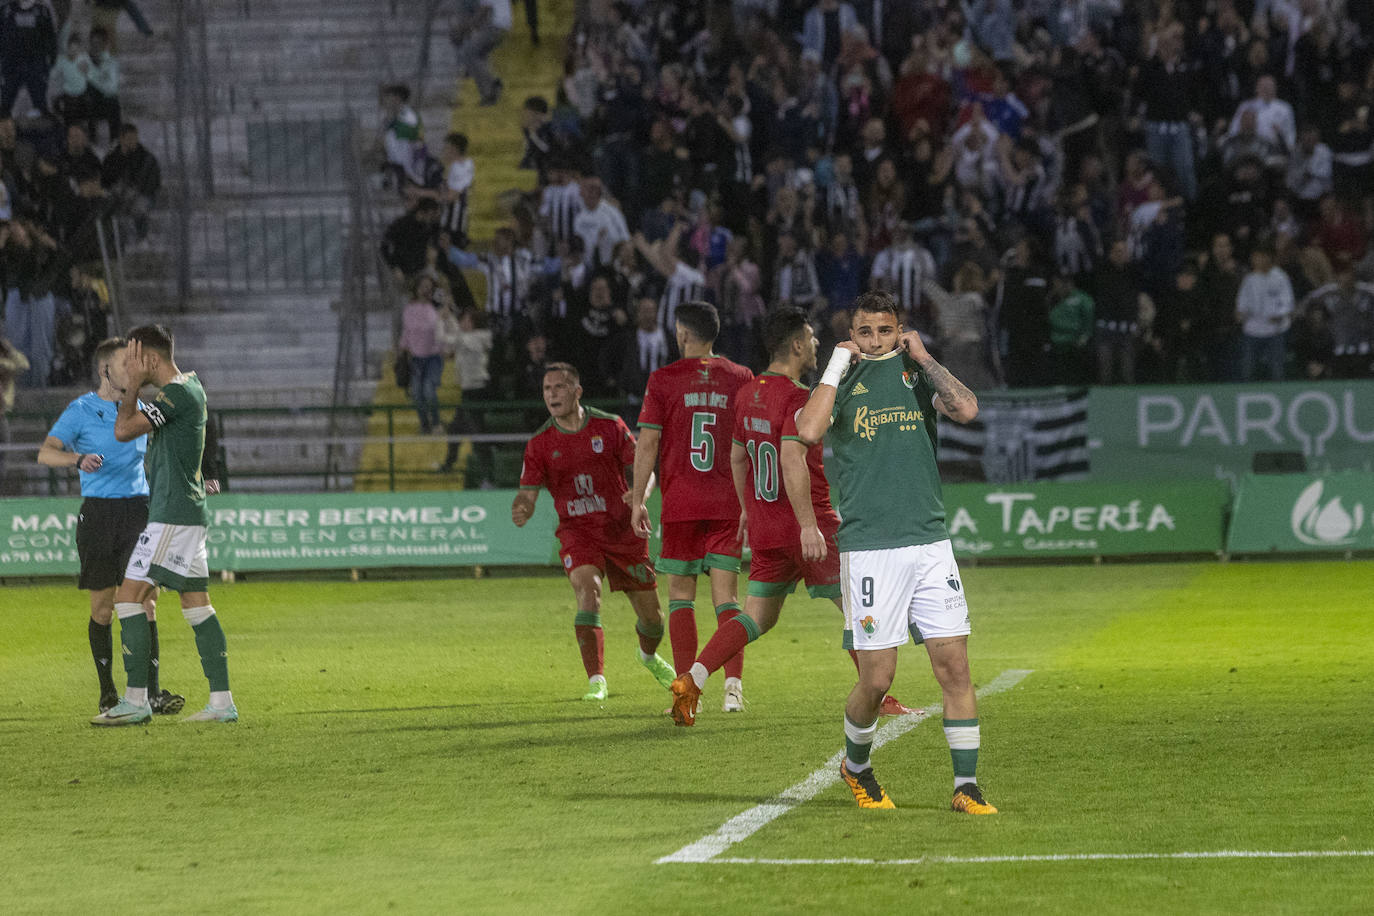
[139, 372, 209, 526]
[825, 349, 946, 551]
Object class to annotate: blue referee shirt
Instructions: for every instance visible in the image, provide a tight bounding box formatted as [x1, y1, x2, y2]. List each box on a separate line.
[47, 393, 150, 499]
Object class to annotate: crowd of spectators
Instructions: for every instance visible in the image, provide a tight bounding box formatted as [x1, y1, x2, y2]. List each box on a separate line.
[381, 0, 1374, 409]
[0, 1, 161, 391]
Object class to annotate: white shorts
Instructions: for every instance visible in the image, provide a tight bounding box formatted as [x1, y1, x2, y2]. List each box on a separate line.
[841, 539, 971, 651]
[125, 522, 210, 592]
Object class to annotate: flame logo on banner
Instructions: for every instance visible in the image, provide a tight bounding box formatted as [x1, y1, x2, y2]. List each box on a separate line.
[1290, 480, 1365, 546]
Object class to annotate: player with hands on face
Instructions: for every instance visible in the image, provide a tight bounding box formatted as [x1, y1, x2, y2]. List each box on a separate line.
[792, 292, 994, 814]
[92, 325, 236, 726]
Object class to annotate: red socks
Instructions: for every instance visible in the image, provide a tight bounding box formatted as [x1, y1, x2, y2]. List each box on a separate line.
[697, 616, 750, 677]
[715, 603, 745, 680]
[574, 619, 604, 678]
[668, 601, 697, 674]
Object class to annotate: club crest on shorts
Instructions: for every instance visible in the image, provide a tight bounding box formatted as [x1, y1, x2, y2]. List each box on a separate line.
[947, 576, 961, 591]
[590, 435, 604, 453]
[860, 615, 877, 635]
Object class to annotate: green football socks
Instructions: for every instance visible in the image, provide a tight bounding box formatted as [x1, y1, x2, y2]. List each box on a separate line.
[844, 714, 878, 772]
[116, 604, 150, 690]
[192, 616, 231, 693]
[944, 718, 980, 787]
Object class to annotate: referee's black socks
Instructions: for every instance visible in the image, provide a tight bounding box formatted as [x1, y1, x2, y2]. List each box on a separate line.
[88, 619, 116, 697]
[147, 620, 160, 696]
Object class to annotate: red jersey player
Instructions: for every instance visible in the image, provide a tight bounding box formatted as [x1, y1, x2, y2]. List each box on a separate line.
[668, 308, 917, 725]
[513, 363, 676, 701]
[629, 302, 754, 712]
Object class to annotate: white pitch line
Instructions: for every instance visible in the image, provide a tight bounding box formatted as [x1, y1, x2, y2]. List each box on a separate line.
[656, 668, 1033, 865]
[708, 850, 1374, 866]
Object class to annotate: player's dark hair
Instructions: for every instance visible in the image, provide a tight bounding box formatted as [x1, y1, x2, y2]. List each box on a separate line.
[445, 132, 468, 154]
[544, 361, 580, 384]
[763, 306, 810, 360]
[127, 324, 174, 360]
[675, 301, 720, 345]
[93, 336, 125, 368]
[851, 291, 899, 322]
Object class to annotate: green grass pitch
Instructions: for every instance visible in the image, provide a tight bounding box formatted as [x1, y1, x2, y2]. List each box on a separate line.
[1, 561, 1371, 914]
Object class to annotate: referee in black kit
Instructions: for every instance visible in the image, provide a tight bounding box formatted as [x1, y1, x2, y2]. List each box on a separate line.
[38, 338, 186, 715]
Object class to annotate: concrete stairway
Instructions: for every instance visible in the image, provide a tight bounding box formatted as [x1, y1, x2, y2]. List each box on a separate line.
[355, 0, 572, 491]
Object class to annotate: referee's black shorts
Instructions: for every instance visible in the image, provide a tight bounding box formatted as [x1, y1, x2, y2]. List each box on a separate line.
[76, 496, 149, 591]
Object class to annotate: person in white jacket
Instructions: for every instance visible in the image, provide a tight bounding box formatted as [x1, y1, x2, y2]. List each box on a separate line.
[438, 305, 495, 483]
[1235, 244, 1294, 381]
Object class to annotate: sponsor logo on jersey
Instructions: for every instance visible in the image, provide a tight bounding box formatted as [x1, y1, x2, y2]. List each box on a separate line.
[852, 382, 869, 395]
[853, 405, 925, 441]
[590, 435, 604, 453]
[859, 615, 877, 635]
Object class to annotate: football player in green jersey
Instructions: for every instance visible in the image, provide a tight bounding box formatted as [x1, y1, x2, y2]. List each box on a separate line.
[92, 325, 237, 726]
[794, 292, 995, 814]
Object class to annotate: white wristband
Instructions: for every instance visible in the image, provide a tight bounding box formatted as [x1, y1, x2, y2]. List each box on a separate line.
[819, 347, 853, 388]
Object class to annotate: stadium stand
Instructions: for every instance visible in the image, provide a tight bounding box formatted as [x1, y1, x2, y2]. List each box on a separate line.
[7, 0, 1374, 497]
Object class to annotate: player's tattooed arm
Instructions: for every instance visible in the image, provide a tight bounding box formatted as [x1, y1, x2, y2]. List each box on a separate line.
[921, 359, 979, 423]
[898, 331, 978, 423]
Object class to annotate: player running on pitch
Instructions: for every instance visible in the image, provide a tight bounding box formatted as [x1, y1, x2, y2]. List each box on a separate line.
[512, 362, 676, 701]
[629, 302, 754, 712]
[793, 292, 996, 814]
[92, 325, 236, 725]
[668, 308, 916, 725]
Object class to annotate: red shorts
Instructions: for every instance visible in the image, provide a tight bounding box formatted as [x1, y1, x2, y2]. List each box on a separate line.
[747, 527, 841, 600]
[559, 533, 657, 592]
[659, 519, 742, 576]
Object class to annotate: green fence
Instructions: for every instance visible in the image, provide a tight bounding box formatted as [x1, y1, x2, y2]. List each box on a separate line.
[1, 480, 1239, 578]
[1228, 473, 1374, 553]
[943, 480, 1230, 559]
[1088, 381, 1374, 480]
[1, 490, 556, 576]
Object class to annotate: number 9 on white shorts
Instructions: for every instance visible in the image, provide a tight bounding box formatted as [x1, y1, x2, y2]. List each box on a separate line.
[841, 539, 971, 651]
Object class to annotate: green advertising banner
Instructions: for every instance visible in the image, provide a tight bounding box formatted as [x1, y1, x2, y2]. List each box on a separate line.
[2, 482, 1226, 576]
[0, 490, 564, 577]
[1227, 473, 1374, 553]
[942, 480, 1230, 558]
[1088, 381, 1374, 480]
